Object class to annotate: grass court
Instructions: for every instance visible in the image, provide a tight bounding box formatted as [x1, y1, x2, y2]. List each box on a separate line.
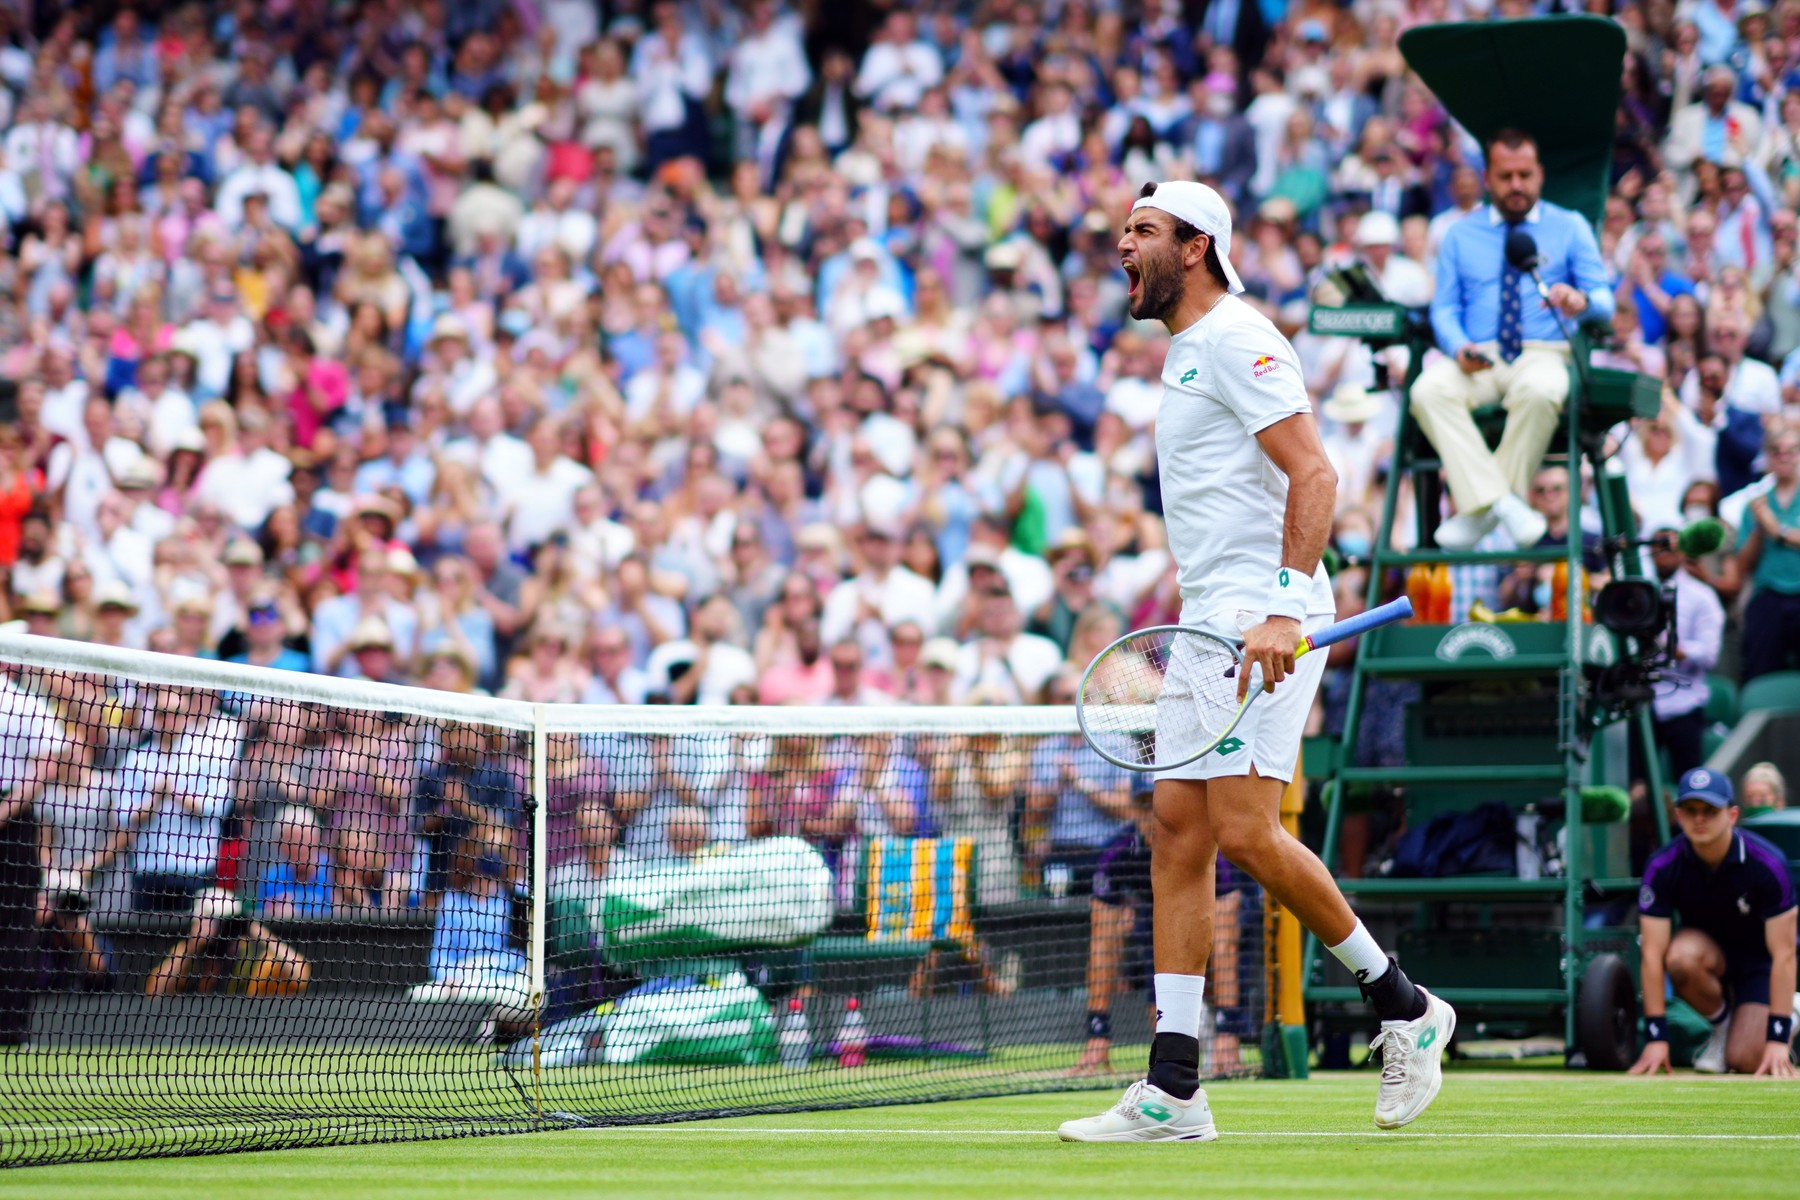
[4, 1069, 1796, 1199]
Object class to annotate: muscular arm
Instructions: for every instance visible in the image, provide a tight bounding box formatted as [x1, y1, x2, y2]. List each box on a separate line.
[1232, 413, 1336, 697]
[1255, 412, 1338, 582]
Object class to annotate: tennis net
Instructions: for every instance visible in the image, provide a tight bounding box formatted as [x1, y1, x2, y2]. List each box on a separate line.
[0, 632, 1267, 1166]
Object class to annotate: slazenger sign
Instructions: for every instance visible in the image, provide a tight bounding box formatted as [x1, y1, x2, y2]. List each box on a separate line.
[1435, 624, 1517, 661]
[1308, 307, 1403, 336]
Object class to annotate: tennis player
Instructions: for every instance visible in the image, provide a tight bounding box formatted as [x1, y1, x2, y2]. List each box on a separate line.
[1059, 181, 1456, 1142]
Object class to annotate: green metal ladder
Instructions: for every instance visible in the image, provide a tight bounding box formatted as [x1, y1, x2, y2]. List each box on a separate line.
[1297, 307, 1668, 1060]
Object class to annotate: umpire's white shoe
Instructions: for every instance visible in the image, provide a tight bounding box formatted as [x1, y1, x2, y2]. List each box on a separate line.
[1693, 1014, 1731, 1074]
[1057, 1080, 1218, 1143]
[1370, 987, 1456, 1129]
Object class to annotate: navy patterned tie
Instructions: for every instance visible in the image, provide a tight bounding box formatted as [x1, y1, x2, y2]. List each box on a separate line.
[1498, 257, 1523, 363]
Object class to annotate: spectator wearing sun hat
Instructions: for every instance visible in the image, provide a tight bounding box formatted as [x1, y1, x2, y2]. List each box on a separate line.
[344, 616, 411, 685]
[1320, 382, 1396, 511]
[89, 581, 143, 649]
[1353, 210, 1433, 309]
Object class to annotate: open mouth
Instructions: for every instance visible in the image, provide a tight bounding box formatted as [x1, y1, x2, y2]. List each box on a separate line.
[1122, 260, 1141, 298]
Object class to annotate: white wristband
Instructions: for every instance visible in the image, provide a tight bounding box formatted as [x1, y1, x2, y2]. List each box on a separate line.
[1266, 566, 1309, 622]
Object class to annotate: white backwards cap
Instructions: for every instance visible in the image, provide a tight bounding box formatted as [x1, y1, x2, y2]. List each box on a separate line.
[1130, 180, 1245, 295]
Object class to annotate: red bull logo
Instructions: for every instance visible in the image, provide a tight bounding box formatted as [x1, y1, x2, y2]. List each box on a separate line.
[1252, 355, 1279, 377]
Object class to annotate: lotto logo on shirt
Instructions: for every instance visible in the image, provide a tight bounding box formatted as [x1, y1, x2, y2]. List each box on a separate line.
[1251, 355, 1280, 378]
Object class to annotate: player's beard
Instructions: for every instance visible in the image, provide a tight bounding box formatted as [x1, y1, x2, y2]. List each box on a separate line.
[1129, 244, 1187, 323]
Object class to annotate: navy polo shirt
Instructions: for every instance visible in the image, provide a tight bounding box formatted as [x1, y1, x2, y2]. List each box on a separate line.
[1639, 830, 1797, 967]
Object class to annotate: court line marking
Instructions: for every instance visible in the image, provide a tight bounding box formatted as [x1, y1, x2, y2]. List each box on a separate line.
[573, 1128, 1800, 1141]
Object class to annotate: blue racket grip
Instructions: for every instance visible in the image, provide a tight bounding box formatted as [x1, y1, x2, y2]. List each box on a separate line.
[1298, 596, 1413, 656]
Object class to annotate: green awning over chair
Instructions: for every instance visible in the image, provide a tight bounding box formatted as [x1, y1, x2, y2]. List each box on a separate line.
[1400, 16, 1625, 229]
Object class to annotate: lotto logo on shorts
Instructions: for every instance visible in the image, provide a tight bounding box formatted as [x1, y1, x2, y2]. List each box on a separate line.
[1252, 356, 1279, 377]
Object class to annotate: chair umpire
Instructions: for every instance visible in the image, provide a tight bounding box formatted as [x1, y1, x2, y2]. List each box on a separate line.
[1412, 128, 1613, 549]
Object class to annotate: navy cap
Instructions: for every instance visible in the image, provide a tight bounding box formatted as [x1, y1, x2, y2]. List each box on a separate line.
[1677, 767, 1734, 808]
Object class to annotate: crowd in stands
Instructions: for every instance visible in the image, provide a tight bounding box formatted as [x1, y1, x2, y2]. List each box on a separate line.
[2, 0, 1800, 975]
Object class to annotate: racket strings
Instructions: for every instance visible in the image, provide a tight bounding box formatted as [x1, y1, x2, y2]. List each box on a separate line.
[1079, 629, 1245, 770]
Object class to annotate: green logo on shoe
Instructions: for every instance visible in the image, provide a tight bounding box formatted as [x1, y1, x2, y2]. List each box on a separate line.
[1215, 738, 1244, 756]
[1180, 368, 1198, 385]
[1419, 1027, 1438, 1051]
[1141, 1103, 1173, 1121]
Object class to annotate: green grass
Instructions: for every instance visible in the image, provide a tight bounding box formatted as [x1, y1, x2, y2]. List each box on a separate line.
[4, 1070, 1796, 1198]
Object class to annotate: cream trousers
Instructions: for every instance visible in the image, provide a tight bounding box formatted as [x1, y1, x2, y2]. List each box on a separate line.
[1408, 341, 1571, 514]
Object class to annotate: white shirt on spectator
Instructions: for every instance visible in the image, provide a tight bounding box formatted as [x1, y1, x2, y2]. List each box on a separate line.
[625, 362, 708, 425]
[632, 30, 713, 133]
[194, 449, 295, 532]
[1105, 374, 1162, 430]
[498, 457, 594, 552]
[1020, 110, 1082, 170]
[855, 39, 943, 112]
[214, 161, 304, 230]
[569, 516, 635, 580]
[116, 713, 242, 878]
[936, 550, 1055, 632]
[2, 120, 79, 194]
[84, 523, 154, 596]
[725, 23, 810, 122]
[893, 113, 968, 175]
[950, 632, 1063, 704]
[176, 315, 256, 399]
[582, 668, 651, 705]
[0, 676, 64, 791]
[1679, 356, 1782, 419]
[644, 639, 757, 705]
[821, 567, 939, 652]
[1619, 406, 1718, 534]
[443, 431, 534, 495]
[516, 204, 598, 265]
[41, 377, 89, 443]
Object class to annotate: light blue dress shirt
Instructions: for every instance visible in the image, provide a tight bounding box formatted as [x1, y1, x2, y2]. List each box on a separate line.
[1430, 202, 1614, 356]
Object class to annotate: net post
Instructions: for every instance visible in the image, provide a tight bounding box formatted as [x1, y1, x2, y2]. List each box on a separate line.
[529, 702, 548, 1121]
[1273, 765, 1310, 1078]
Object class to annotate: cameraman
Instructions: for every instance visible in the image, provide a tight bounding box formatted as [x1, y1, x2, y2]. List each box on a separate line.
[1644, 526, 1725, 782]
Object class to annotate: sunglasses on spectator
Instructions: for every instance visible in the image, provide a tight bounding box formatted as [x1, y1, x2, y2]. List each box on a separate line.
[248, 605, 280, 624]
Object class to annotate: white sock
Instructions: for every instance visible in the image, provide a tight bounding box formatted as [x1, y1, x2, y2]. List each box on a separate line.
[1326, 921, 1392, 987]
[1153, 973, 1206, 1038]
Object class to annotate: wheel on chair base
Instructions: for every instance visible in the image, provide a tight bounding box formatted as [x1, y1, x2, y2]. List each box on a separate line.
[1575, 953, 1638, 1071]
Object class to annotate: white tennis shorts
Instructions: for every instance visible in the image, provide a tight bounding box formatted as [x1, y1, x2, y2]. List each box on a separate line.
[1155, 609, 1330, 783]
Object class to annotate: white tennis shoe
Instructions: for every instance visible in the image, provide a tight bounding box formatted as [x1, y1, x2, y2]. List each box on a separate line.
[1693, 1013, 1731, 1074]
[1370, 987, 1456, 1129]
[1057, 1080, 1219, 1143]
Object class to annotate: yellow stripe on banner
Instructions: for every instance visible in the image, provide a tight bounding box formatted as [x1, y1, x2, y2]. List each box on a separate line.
[865, 838, 883, 942]
[951, 839, 974, 943]
[910, 839, 934, 942]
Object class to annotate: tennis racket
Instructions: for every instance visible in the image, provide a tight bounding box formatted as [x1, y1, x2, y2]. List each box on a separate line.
[1075, 596, 1414, 772]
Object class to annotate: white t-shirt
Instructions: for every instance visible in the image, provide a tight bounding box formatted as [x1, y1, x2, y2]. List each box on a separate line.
[499, 457, 594, 551]
[1155, 295, 1336, 627]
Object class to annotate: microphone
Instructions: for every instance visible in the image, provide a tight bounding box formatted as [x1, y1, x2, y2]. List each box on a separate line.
[1504, 227, 1552, 303]
[1503, 223, 1593, 396]
[1676, 516, 1726, 558]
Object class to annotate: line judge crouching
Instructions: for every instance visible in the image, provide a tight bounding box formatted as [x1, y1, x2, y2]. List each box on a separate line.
[1412, 128, 1613, 550]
